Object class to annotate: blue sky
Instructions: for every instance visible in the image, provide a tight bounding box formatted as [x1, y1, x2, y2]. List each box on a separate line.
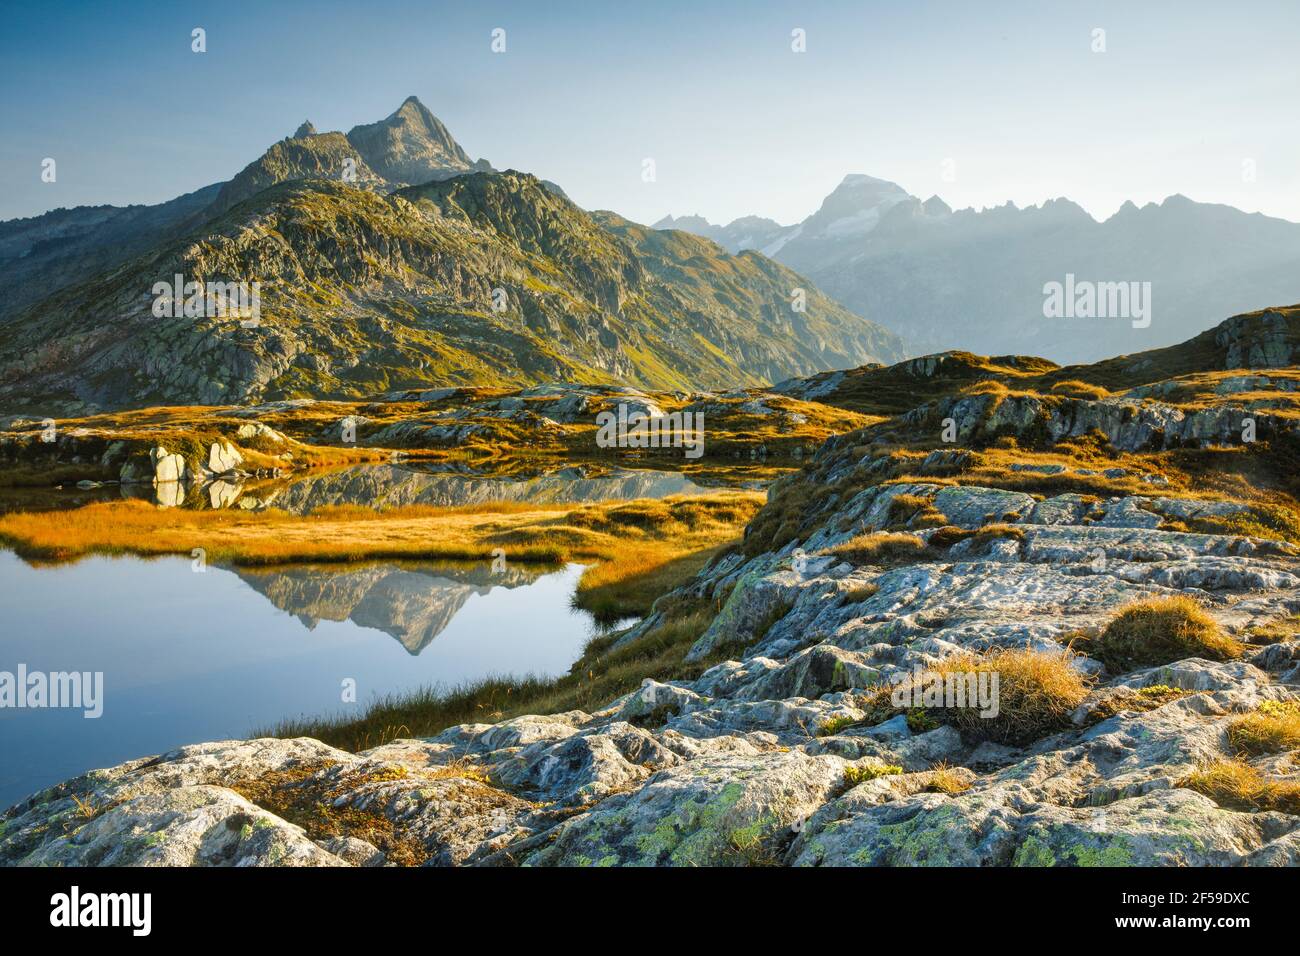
[3, 0, 1298, 225]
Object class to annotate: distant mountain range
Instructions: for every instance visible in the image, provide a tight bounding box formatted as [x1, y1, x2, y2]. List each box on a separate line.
[0, 98, 906, 413]
[655, 174, 1300, 363]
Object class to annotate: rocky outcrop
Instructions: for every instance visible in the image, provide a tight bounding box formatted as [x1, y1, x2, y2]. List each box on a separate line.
[925, 389, 1296, 453]
[116, 441, 244, 486]
[6, 470, 1298, 866]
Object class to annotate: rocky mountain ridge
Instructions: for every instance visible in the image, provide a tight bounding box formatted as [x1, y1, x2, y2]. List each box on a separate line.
[0, 169, 905, 414]
[656, 175, 1300, 363]
[0, 100, 905, 414]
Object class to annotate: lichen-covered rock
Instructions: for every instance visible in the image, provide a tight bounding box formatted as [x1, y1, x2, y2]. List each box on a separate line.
[0, 738, 354, 866]
[16, 786, 343, 867]
[732, 644, 880, 701]
[489, 722, 681, 805]
[932, 485, 1036, 526]
[0, 737, 554, 867]
[525, 750, 850, 866]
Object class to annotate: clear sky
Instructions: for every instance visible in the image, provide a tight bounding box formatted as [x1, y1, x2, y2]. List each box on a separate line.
[3, 0, 1298, 226]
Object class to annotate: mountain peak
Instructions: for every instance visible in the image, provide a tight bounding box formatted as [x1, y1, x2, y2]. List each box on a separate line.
[654, 213, 716, 232]
[346, 96, 475, 186]
[391, 95, 435, 124]
[292, 120, 316, 139]
[922, 195, 952, 216]
[824, 174, 911, 202]
[838, 173, 902, 188]
[802, 174, 913, 238]
[1037, 197, 1091, 220]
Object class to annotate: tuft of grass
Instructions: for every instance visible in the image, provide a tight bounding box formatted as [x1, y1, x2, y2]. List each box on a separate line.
[904, 708, 940, 732]
[842, 581, 880, 603]
[1180, 759, 1300, 814]
[922, 522, 1024, 553]
[861, 648, 1090, 745]
[1049, 379, 1110, 400]
[942, 648, 1089, 744]
[887, 493, 946, 529]
[909, 509, 950, 530]
[1246, 614, 1300, 645]
[1226, 700, 1300, 757]
[843, 762, 903, 786]
[825, 531, 930, 566]
[965, 522, 1026, 551]
[923, 762, 973, 795]
[1088, 596, 1243, 672]
[816, 714, 858, 737]
[925, 525, 975, 551]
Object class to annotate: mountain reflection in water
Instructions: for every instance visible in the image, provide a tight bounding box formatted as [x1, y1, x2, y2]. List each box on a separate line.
[235, 560, 582, 654]
[0, 551, 623, 806]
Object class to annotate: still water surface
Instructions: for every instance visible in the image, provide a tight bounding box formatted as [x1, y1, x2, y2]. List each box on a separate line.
[0, 551, 613, 807]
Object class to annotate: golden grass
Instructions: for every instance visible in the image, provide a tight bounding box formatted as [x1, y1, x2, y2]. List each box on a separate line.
[842, 582, 880, 603]
[1227, 700, 1300, 757]
[923, 763, 973, 795]
[1206, 504, 1300, 544]
[825, 531, 930, 566]
[1180, 759, 1300, 814]
[884, 492, 949, 530]
[940, 648, 1089, 744]
[0, 492, 762, 622]
[1247, 614, 1300, 645]
[0, 494, 758, 564]
[1049, 379, 1110, 400]
[1089, 596, 1243, 672]
[886, 493, 934, 523]
[575, 543, 730, 623]
[862, 648, 1091, 746]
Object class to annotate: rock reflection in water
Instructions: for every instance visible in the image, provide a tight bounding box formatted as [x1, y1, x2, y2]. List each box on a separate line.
[10, 461, 716, 513]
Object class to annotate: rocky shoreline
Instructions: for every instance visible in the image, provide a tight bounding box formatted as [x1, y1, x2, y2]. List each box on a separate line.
[4, 474, 1299, 865]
